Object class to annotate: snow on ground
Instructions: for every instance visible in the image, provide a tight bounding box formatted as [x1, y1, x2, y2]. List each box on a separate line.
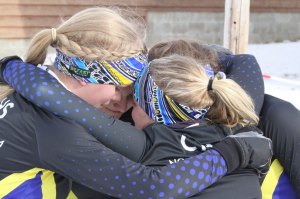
[248, 41, 300, 110]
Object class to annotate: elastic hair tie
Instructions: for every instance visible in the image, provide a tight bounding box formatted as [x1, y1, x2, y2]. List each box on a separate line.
[215, 71, 226, 80]
[51, 28, 57, 46]
[207, 78, 213, 91]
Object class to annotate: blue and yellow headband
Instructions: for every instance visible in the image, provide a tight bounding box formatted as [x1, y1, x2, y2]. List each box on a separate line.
[134, 65, 216, 125]
[54, 49, 148, 85]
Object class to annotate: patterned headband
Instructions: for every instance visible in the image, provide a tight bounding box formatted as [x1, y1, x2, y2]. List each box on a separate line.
[54, 49, 148, 85]
[134, 65, 215, 125]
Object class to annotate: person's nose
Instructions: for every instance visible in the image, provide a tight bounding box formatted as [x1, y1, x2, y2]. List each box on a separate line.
[112, 89, 122, 102]
[111, 89, 129, 113]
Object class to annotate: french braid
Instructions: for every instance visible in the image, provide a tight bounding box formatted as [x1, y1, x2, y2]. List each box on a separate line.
[57, 34, 143, 60]
[25, 7, 146, 64]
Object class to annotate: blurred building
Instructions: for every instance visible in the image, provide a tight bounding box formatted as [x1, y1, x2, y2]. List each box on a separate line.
[0, 0, 299, 57]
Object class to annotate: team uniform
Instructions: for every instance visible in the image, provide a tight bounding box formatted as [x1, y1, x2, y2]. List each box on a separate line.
[142, 121, 263, 199]
[0, 91, 232, 198]
[210, 47, 299, 198]
[0, 53, 269, 199]
[259, 95, 300, 198]
[0, 93, 71, 199]
[0, 56, 275, 198]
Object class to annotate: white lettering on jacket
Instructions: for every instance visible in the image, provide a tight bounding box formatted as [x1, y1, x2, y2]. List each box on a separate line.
[168, 136, 214, 164]
[0, 140, 4, 148]
[0, 98, 14, 119]
[169, 158, 185, 164]
[181, 135, 197, 152]
[180, 135, 213, 152]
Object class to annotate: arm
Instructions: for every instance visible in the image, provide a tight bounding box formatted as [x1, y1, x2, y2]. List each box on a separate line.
[36, 115, 271, 199]
[37, 116, 227, 199]
[259, 94, 300, 195]
[219, 54, 264, 114]
[0, 56, 265, 160]
[0, 57, 271, 197]
[0, 58, 146, 161]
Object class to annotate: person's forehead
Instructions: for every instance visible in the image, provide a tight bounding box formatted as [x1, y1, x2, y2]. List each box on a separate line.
[116, 84, 134, 96]
[117, 84, 133, 90]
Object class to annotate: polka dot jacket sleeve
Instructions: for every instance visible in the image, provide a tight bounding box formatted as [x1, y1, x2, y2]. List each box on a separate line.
[2, 59, 146, 162]
[37, 118, 228, 199]
[219, 54, 264, 114]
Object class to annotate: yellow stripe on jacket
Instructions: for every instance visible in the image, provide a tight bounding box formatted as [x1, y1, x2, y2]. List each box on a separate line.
[261, 159, 284, 199]
[0, 168, 56, 199]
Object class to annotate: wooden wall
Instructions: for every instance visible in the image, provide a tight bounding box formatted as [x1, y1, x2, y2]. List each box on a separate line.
[0, 0, 299, 39]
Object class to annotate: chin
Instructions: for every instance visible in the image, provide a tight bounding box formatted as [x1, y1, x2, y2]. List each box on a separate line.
[112, 113, 122, 119]
[98, 105, 125, 118]
[102, 109, 122, 118]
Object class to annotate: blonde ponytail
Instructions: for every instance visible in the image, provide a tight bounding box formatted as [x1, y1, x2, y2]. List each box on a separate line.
[25, 7, 146, 64]
[26, 29, 53, 65]
[0, 85, 14, 100]
[207, 78, 259, 126]
[149, 55, 258, 127]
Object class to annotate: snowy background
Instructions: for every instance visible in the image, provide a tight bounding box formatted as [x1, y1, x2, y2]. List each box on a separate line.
[248, 41, 300, 110]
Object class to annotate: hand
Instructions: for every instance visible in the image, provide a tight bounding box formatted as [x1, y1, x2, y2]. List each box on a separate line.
[213, 130, 272, 177]
[131, 100, 154, 130]
[228, 131, 273, 176]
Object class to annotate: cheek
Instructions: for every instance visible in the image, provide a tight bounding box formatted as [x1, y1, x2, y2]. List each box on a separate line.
[100, 87, 116, 102]
[126, 96, 134, 109]
[87, 89, 114, 108]
[103, 92, 115, 102]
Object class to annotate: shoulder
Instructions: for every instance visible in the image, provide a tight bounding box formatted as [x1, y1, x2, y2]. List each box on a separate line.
[0, 92, 38, 152]
[143, 123, 177, 139]
[1, 92, 35, 123]
[1, 92, 83, 134]
[233, 125, 262, 135]
[220, 54, 256, 65]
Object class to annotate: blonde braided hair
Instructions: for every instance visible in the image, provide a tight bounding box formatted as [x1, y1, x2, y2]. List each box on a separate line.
[57, 34, 143, 60]
[25, 7, 146, 65]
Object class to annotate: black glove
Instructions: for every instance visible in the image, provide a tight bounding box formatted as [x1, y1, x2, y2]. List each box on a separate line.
[214, 131, 273, 177]
[0, 56, 22, 83]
